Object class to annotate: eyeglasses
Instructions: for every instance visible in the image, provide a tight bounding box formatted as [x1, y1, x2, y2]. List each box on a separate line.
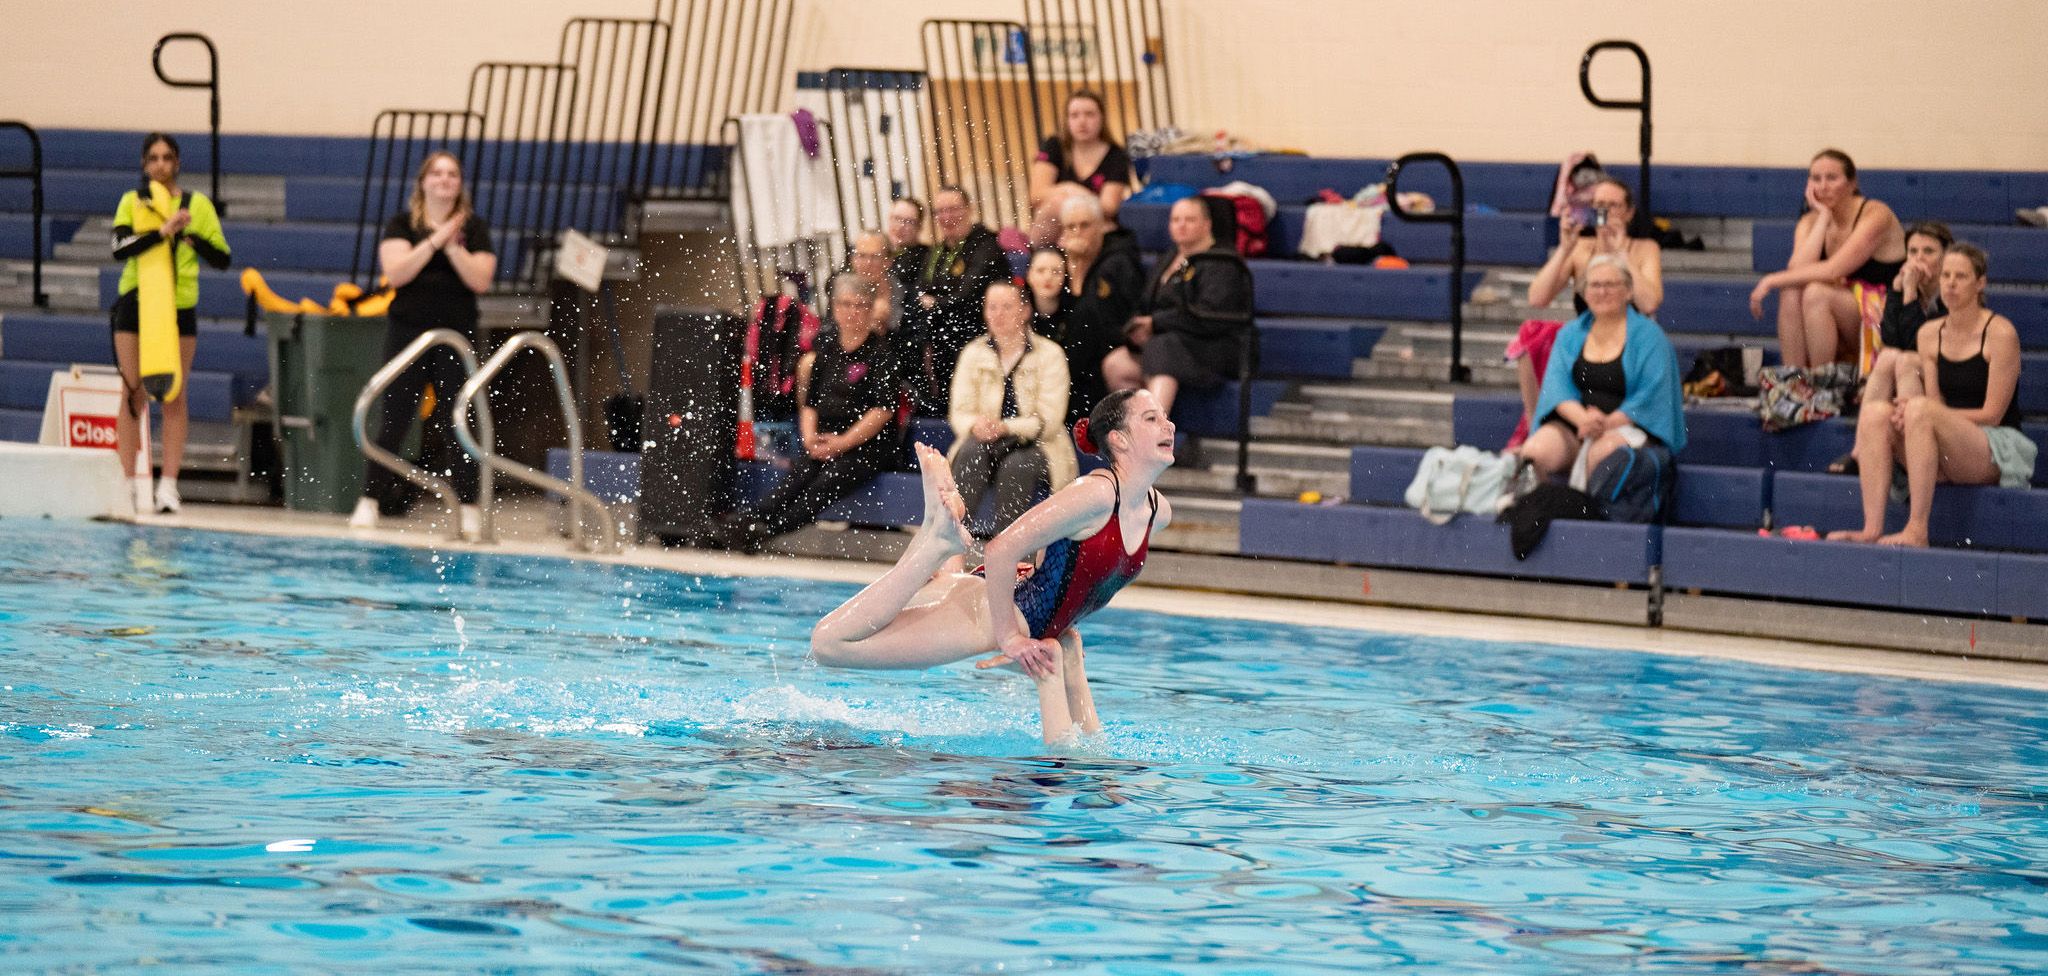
[1585, 281, 1629, 291]
[934, 204, 970, 216]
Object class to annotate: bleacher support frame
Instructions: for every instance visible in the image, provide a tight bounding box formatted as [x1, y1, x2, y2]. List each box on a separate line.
[1579, 40, 1652, 221]
[1386, 152, 1470, 383]
[1019, 0, 1176, 142]
[0, 121, 46, 307]
[920, 19, 1042, 232]
[721, 115, 850, 313]
[151, 33, 222, 216]
[816, 68, 933, 235]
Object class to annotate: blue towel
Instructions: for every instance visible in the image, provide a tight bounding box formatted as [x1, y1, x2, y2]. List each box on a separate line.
[1532, 308, 1688, 454]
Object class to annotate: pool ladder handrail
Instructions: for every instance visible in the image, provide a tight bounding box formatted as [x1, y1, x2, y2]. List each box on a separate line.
[351, 328, 496, 544]
[452, 330, 617, 553]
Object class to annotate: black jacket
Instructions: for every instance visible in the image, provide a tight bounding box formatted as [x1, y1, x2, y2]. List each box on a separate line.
[1143, 244, 1255, 342]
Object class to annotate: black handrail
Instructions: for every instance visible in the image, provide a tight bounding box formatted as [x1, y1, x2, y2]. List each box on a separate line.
[1579, 40, 1651, 222]
[152, 33, 222, 214]
[0, 121, 46, 307]
[1386, 152, 1469, 384]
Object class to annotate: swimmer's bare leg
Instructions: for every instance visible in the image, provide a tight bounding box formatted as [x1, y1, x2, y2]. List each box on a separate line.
[1034, 647, 1076, 747]
[811, 443, 970, 657]
[1058, 629, 1101, 736]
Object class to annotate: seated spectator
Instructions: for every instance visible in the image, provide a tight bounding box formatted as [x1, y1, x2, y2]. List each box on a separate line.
[1103, 196, 1255, 417]
[1520, 256, 1687, 482]
[1028, 90, 1134, 245]
[708, 274, 898, 553]
[902, 185, 1007, 415]
[1053, 194, 1143, 421]
[1024, 246, 1074, 342]
[1829, 244, 2035, 547]
[1508, 177, 1666, 449]
[848, 230, 901, 333]
[886, 196, 930, 300]
[1749, 149, 1907, 369]
[948, 281, 1077, 539]
[1836, 221, 1954, 472]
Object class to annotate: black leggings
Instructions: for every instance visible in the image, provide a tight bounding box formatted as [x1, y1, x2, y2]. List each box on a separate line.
[362, 324, 480, 509]
[950, 439, 1047, 538]
[745, 446, 890, 537]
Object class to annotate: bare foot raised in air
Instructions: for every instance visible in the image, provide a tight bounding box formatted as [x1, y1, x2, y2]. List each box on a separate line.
[912, 442, 970, 557]
[1877, 527, 1929, 547]
[1826, 527, 1883, 543]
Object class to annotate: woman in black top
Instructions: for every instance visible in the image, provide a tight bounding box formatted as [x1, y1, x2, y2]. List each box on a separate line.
[1024, 247, 1075, 342]
[1028, 90, 1135, 245]
[1748, 149, 1907, 368]
[712, 275, 899, 553]
[1102, 197, 1254, 416]
[348, 151, 497, 535]
[1830, 244, 2034, 547]
[1837, 221, 1956, 473]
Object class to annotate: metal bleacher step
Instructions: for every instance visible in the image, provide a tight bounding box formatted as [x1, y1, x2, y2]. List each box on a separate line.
[1661, 248, 1755, 274]
[1146, 492, 1241, 555]
[479, 293, 550, 330]
[1251, 404, 1453, 449]
[1297, 384, 1452, 420]
[1666, 216, 1755, 253]
[1159, 464, 1351, 501]
[0, 261, 104, 311]
[1357, 355, 1518, 387]
[632, 199, 727, 235]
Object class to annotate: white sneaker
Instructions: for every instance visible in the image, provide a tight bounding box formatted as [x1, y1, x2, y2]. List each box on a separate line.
[347, 496, 379, 530]
[154, 479, 181, 514]
[131, 477, 152, 516]
[459, 504, 483, 540]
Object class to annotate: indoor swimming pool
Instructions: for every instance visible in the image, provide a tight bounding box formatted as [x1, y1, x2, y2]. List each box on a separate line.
[3, 521, 2046, 973]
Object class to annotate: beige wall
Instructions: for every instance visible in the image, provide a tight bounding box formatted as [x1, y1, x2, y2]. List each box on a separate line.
[4, 0, 2043, 170]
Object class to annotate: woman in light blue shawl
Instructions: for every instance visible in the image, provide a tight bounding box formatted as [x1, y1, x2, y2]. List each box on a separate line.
[1521, 255, 1687, 481]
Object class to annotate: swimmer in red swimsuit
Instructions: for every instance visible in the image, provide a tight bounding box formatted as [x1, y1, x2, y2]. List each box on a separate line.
[811, 388, 1176, 745]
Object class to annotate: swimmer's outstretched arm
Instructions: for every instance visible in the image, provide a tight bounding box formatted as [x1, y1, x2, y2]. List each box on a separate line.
[981, 476, 1117, 677]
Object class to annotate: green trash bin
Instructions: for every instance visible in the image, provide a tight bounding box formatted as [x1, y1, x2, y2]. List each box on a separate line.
[266, 311, 389, 513]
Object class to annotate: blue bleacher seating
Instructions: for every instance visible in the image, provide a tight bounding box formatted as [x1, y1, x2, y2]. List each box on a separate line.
[1240, 497, 1656, 585]
[1753, 220, 2048, 288]
[1771, 471, 2048, 552]
[1662, 525, 2048, 618]
[1348, 445, 1422, 504]
[1170, 380, 1287, 437]
[1122, 202, 1548, 265]
[0, 359, 233, 422]
[1251, 261, 1482, 321]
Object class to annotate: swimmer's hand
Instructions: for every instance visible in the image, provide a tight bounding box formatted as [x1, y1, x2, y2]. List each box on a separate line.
[981, 634, 1059, 679]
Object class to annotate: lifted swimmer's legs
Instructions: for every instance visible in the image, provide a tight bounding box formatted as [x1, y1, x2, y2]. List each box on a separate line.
[810, 443, 973, 665]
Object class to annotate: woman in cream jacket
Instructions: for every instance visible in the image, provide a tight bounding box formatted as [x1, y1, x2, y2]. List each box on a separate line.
[948, 281, 1077, 537]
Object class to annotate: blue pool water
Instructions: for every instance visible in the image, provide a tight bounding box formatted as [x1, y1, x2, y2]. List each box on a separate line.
[3, 521, 2047, 974]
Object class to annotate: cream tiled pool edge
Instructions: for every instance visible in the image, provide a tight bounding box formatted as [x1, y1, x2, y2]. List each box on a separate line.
[130, 504, 2048, 693]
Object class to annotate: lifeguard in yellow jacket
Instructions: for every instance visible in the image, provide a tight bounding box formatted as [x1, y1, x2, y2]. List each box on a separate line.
[111, 133, 231, 514]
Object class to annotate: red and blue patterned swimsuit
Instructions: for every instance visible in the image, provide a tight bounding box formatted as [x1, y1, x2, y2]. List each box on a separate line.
[1010, 469, 1159, 639]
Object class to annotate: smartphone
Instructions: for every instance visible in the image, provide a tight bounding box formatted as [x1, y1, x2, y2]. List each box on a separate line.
[1591, 208, 1608, 228]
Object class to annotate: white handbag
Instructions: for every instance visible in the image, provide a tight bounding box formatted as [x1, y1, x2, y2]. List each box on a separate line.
[1403, 445, 1521, 524]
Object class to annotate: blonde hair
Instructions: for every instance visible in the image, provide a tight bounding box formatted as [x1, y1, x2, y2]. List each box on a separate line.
[408, 151, 472, 232]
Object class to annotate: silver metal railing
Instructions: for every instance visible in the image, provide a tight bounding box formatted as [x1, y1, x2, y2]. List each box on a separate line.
[452, 331, 617, 552]
[351, 328, 496, 544]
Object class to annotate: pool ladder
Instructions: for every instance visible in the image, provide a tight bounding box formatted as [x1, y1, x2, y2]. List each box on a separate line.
[352, 329, 616, 551]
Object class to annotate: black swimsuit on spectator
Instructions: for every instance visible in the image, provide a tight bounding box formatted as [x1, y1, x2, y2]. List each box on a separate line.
[1571, 351, 1628, 415]
[1938, 312, 2022, 429]
[1061, 227, 1144, 421]
[1821, 200, 1906, 288]
[902, 224, 1006, 415]
[1036, 136, 1132, 195]
[730, 333, 899, 546]
[1138, 243, 1256, 390]
[362, 213, 494, 514]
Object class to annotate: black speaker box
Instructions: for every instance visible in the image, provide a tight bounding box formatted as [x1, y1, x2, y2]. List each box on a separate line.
[637, 307, 742, 545]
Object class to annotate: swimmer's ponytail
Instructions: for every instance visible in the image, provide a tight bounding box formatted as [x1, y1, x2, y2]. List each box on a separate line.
[1075, 388, 1139, 462]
